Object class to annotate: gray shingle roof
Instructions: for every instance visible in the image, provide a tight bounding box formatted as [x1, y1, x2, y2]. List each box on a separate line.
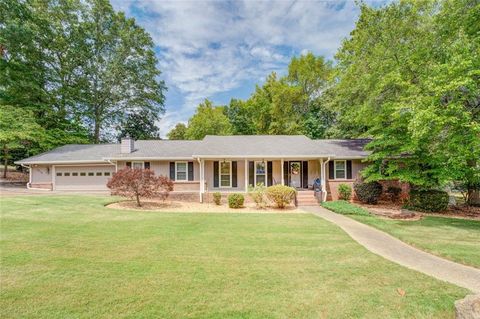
[312, 139, 371, 158]
[193, 136, 370, 158]
[16, 144, 119, 164]
[16, 135, 371, 164]
[107, 140, 203, 159]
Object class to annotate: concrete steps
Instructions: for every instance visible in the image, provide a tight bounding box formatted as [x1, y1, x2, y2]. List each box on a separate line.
[296, 191, 319, 206]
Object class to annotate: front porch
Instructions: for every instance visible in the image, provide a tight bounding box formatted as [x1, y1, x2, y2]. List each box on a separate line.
[197, 158, 331, 203]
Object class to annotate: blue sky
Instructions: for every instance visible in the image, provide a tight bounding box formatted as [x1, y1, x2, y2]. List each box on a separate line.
[110, 0, 382, 137]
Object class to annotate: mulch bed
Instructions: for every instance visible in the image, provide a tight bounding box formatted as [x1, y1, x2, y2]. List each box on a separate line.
[107, 199, 300, 214]
[355, 200, 480, 221]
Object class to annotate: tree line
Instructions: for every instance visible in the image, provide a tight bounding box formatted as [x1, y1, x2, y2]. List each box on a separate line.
[167, 0, 479, 204]
[1, 0, 166, 176]
[1, 0, 478, 203]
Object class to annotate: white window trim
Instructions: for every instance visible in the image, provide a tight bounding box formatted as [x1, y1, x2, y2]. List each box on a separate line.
[219, 161, 232, 188]
[132, 161, 144, 170]
[334, 160, 347, 180]
[254, 161, 268, 186]
[175, 161, 188, 181]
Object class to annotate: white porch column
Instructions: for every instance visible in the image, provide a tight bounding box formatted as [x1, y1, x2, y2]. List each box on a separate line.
[281, 159, 284, 185]
[320, 159, 325, 197]
[28, 165, 32, 188]
[199, 159, 205, 202]
[321, 158, 330, 202]
[51, 165, 56, 191]
[244, 159, 248, 192]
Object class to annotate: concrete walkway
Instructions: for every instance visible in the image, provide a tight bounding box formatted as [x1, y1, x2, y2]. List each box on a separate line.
[301, 205, 480, 293]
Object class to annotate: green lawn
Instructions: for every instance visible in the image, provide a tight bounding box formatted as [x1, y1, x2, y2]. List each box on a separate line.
[323, 201, 480, 268]
[0, 195, 469, 318]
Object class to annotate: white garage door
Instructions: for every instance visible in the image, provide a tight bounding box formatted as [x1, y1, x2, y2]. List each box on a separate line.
[55, 165, 115, 190]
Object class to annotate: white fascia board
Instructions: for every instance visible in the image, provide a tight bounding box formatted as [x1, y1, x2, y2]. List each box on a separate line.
[103, 157, 195, 161]
[332, 156, 370, 160]
[14, 160, 112, 165]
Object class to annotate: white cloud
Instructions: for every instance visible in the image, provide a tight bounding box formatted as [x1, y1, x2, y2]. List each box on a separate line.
[111, 0, 365, 137]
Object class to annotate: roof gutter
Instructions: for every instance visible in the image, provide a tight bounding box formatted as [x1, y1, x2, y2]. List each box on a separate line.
[19, 164, 33, 190]
[102, 157, 195, 161]
[14, 160, 111, 165]
[190, 155, 338, 159]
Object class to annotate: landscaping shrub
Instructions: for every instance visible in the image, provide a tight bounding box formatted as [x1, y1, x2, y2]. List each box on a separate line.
[406, 189, 449, 212]
[213, 192, 222, 205]
[107, 168, 173, 207]
[266, 185, 296, 208]
[248, 183, 267, 208]
[338, 183, 352, 201]
[228, 193, 244, 208]
[322, 200, 371, 216]
[386, 186, 402, 202]
[353, 181, 383, 204]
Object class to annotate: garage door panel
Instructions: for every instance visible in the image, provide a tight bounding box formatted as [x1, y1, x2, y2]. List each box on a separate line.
[55, 165, 115, 190]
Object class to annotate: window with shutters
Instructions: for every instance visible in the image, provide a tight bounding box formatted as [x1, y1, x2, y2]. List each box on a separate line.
[334, 160, 346, 179]
[175, 162, 188, 181]
[255, 161, 267, 186]
[219, 161, 231, 187]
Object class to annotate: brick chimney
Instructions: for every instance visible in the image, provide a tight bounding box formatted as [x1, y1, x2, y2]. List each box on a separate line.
[121, 135, 134, 153]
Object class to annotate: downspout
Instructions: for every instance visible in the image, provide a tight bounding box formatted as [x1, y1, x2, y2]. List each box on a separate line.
[323, 157, 331, 202]
[105, 159, 117, 172]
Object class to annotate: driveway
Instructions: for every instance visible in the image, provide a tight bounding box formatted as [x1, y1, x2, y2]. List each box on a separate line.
[0, 182, 109, 196]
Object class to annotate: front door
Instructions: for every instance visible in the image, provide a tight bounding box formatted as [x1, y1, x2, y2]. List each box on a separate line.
[289, 161, 301, 188]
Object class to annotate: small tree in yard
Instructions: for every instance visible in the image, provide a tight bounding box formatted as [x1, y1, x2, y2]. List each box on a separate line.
[107, 168, 173, 207]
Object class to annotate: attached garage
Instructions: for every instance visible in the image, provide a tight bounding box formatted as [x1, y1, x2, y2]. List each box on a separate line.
[54, 165, 115, 191]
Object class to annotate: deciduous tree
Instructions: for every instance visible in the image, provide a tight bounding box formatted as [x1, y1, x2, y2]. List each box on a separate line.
[117, 109, 161, 140]
[185, 99, 232, 140]
[107, 168, 173, 207]
[0, 106, 44, 178]
[167, 123, 188, 140]
[330, 0, 480, 204]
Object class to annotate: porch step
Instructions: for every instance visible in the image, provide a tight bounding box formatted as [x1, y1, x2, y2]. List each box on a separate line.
[296, 191, 319, 206]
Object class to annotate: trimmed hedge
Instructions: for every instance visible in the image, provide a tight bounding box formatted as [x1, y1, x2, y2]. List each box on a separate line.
[338, 183, 352, 201]
[406, 189, 449, 212]
[213, 192, 221, 205]
[353, 181, 383, 204]
[228, 193, 244, 208]
[266, 185, 296, 208]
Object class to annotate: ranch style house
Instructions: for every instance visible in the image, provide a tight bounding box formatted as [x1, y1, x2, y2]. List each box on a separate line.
[16, 135, 370, 202]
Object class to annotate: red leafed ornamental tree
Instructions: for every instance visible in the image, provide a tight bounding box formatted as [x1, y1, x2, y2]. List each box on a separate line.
[107, 168, 174, 207]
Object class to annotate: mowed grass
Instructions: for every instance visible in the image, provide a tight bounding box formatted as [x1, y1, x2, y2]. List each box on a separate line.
[0, 195, 469, 318]
[323, 201, 480, 268]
